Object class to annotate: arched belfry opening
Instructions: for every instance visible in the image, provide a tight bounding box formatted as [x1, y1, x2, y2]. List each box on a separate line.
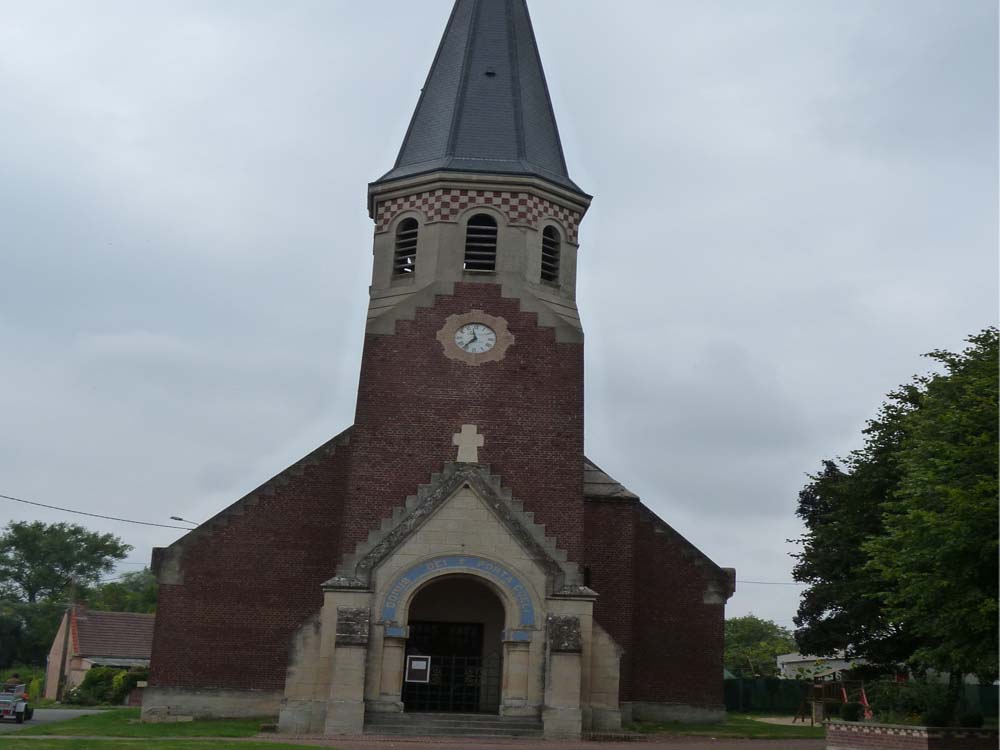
[402, 575, 505, 714]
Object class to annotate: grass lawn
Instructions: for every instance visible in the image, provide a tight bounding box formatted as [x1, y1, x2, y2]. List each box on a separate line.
[630, 713, 825, 739]
[0, 741, 317, 750]
[16, 709, 267, 738]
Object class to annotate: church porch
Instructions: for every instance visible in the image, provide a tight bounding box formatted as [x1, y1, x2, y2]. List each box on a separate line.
[277, 462, 622, 739]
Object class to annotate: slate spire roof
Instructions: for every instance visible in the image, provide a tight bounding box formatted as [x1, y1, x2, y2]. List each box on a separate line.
[374, 0, 584, 195]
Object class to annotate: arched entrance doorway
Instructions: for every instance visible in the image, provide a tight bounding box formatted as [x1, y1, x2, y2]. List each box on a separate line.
[401, 575, 504, 713]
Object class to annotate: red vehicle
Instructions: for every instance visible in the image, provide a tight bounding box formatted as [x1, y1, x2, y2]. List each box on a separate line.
[0, 683, 33, 723]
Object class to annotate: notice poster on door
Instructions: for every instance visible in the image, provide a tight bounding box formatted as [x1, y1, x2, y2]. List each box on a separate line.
[405, 655, 431, 683]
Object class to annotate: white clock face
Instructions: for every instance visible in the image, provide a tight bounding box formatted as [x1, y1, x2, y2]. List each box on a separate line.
[454, 323, 497, 354]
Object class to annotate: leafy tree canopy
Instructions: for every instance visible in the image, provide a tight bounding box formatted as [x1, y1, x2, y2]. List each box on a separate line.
[792, 328, 998, 683]
[865, 328, 998, 681]
[83, 568, 157, 614]
[0, 521, 133, 668]
[0, 521, 131, 604]
[0, 599, 64, 670]
[725, 614, 796, 678]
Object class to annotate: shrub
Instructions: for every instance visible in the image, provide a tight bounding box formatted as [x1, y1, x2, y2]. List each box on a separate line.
[64, 666, 125, 705]
[957, 711, 984, 728]
[866, 679, 952, 725]
[26, 677, 42, 702]
[921, 706, 953, 727]
[111, 671, 128, 702]
[840, 702, 865, 721]
[0, 665, 44, 686]
[110, 668, 149, 705]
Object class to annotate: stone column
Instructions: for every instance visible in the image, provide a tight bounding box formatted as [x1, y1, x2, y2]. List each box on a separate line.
[501, 631, 532, 716]
[371, 627, 407, 713]
[324, 607, 370, 735]
[588, 622, 623, 731]
[543, 615, 583, 739]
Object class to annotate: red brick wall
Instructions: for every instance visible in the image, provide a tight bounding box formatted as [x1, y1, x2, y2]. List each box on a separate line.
[584, 500, 638, 700]
[341, 282, 586, 561]
[148, 437, 350, 690]
[826, 722, 998, 750]
[631, 503, 725, 707]
[585, 500, 727, 707]
[632, 506, 725, 707]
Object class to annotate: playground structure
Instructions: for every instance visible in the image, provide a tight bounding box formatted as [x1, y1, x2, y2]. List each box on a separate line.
[794, 680, 872, 725]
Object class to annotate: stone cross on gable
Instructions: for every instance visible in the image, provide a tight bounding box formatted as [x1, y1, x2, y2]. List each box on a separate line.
[452, 424, 484, 463]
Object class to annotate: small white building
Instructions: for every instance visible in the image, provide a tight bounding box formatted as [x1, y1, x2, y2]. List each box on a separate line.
[776, 651, 865, 680]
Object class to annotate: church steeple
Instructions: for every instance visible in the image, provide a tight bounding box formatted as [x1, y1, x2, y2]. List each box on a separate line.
[374, 0, 584, 196]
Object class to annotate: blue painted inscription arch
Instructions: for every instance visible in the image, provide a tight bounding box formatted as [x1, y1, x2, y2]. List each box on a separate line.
[381, 555, 536, 629]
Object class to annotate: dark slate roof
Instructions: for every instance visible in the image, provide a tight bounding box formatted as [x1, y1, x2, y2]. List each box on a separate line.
[72, 607, 155, 659]
[374, 0, 584, 195]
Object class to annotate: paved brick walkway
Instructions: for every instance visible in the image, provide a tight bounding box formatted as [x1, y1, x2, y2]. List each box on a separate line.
[6, 734, 827, 750]
[265, 735, 827, 750]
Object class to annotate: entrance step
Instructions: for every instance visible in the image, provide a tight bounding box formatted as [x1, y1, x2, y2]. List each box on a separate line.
[364, 711, 543, 738]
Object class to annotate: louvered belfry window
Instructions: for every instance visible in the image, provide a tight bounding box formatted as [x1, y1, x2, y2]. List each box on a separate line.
[541, 226, 561, 283]
[393, 218, 419, 275]
[464, 214, 498, 271]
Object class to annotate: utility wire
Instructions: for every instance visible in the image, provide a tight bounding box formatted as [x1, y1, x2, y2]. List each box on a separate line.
[0, 493, 191, 530]
[0, 495, 813, 584]
[736, 580, 807, 586]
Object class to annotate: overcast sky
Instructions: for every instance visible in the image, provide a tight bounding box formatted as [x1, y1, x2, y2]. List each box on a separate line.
[1, 0, 996, 634]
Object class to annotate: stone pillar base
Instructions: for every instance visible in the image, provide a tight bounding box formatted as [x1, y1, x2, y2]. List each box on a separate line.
[543, 706, 582, 738]
[366, 699, 404, 713]
[590, 706, 622, 731]
[500, 703, 540, 718]
[324, 701, 365, 735]
[278, 699, 326, 734]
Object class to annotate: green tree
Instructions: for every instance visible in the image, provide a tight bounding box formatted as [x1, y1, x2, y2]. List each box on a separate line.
[0, 521, 131, 603]
[791, 395, 921, 670]
[0, 605, 22, 668]
[725, 614, 796, 677]
[84, 568, 157, 613]
[865, 328, 998, 683]
[792, 327, 998, 691]
[0, 521, 131, 668]
[0, 599, 64, 669]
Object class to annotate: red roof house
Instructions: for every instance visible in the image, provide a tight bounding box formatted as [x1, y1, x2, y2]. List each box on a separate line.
[44, 605, 155, 701]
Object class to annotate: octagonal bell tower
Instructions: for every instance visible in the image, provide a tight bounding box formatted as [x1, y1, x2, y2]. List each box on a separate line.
[341, 0, 593, 563]
[366, 0, 590, 339]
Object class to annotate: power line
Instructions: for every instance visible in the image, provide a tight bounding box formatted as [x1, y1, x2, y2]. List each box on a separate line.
[736, 580, 807, 586]
[0, 494, 820, 585]
[0, 493, 191, 530]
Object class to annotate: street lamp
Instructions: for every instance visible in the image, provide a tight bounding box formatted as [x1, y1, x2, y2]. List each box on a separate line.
[169, 516, 199, 526]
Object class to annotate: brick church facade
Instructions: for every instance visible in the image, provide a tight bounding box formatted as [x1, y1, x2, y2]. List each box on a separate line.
[145, 0, 735, 738]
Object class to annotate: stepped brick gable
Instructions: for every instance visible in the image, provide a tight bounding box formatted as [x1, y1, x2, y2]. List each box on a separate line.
[145, 0, 735, 737]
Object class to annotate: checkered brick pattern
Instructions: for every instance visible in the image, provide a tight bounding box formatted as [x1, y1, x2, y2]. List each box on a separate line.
[376, 189, 581, 243]
[826, 720, 999, 750]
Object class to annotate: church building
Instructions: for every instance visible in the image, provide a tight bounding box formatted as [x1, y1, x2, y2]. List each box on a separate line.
[145, 0, 735, 739]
